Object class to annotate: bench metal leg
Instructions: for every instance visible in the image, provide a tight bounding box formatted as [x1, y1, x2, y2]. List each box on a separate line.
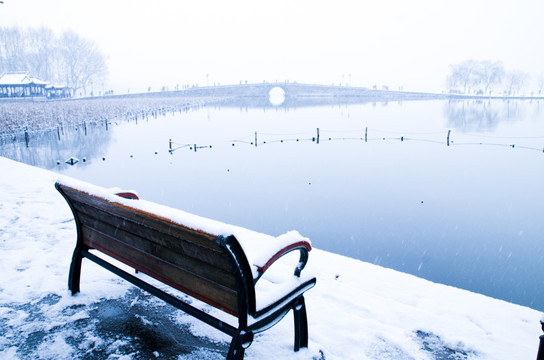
[538, 335, 544, 360]
[68, 247, 84, 295]
[537, 321, 544, 360]
[293, 295, 309, 351]
[227, 330, 253, 360]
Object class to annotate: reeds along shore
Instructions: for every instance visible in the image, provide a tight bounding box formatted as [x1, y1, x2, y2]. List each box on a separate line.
[0, 95, 209, 137]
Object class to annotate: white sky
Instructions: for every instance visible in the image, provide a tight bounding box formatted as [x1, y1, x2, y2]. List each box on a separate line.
[1, 0, 543, 93]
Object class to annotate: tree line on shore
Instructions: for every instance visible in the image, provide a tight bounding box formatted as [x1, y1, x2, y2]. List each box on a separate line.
[0, 26, 107, 96]
[447, 59, 544, 96]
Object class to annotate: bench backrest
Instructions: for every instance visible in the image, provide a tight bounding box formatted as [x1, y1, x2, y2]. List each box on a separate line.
[56, 182, 253, 317]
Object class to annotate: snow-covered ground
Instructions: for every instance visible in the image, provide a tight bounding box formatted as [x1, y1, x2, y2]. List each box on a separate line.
[0, 156, 542, 359]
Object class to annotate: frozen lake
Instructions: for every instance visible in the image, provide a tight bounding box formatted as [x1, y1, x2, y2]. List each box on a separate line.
[2, 98, 544, 310]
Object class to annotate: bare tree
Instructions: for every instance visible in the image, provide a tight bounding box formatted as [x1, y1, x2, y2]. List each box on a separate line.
[0, 26, 108, 95]
[447, 59, 505, 94]
[447, 59, 480, 93]
[536, 73, 544, 95]
[0, 27, 27, 71]
[503, 70, 529, 95]
[25, 27, 57, 81]
[477, 61, 504, 94]
[58, 30, 108, 95]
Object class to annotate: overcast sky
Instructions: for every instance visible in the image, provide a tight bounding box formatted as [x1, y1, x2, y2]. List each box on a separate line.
[1, 0, 543, 93]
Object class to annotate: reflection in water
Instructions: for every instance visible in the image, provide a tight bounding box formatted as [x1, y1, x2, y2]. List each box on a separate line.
[0, 121, 113, 170]
[444, 99, 527, 132]
[2, 99, 544, 311]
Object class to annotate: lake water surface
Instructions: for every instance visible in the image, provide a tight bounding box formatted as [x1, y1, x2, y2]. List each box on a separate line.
[3, 98, 544, 310]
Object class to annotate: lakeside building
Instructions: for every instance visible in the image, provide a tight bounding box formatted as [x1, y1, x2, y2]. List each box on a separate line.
[0, 71, 71, 99]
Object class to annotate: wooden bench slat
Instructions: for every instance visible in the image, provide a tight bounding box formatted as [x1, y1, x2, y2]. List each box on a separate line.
[62, 187, 224, 251]
[73, 202, 234, 275]
[63, 188, 233, 269]
[81, 225, 240, 315]
[77, 212, 237, 290]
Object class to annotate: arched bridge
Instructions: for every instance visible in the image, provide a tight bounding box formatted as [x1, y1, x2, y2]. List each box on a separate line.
[140, 82, 446, 108]
[180, 82, 389, 100]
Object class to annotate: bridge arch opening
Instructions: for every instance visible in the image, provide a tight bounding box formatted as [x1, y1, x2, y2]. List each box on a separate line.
[268, 86, 285, 106]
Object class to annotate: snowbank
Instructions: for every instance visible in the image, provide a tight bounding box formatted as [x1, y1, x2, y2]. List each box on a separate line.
[0, 156, 542, 359]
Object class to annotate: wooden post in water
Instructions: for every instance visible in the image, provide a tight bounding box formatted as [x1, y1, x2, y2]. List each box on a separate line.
[57, 127, 61, 140]
[169, 139, 172, 151]
[24, 130, 29, 148]
[317, 128, 320, 144]
[194, 144, 197, 152]
[447, 130, 451, 146]
[84, 122, 87, 136]
[365, 127, 368, 142]
[255, 131, 258, 147]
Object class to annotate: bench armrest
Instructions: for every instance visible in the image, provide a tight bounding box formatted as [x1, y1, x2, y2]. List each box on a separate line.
[254, 241, 311, 283]
[115, 191, 139, 200]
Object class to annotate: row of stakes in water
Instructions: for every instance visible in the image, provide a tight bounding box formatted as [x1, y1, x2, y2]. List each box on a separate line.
[58, 128, 542, 166]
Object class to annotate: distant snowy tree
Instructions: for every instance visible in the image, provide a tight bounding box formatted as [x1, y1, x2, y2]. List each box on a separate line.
[0, 27, 26, 71]
[57, 30, 108, 95]
[536, 73, 544, 95]
[25, 27, 57, 83]
[477, 61, 504, 94]
[503, 70, 529, 95]
[447, 59, 480, 93]
[0, 26, 108, 95]
[447, 60, 504, 94]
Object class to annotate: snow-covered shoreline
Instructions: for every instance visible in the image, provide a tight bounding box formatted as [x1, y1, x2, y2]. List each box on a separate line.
[0, 156, 541, 359]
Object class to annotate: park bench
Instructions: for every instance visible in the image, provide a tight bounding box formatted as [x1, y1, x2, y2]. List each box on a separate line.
[55, 177, 316, 359]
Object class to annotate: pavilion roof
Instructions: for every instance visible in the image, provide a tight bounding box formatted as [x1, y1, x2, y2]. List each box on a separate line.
[0, 72, 49, 86]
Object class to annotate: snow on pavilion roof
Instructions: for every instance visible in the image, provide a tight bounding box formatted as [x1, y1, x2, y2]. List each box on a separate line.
[0, 72, 49, 86]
